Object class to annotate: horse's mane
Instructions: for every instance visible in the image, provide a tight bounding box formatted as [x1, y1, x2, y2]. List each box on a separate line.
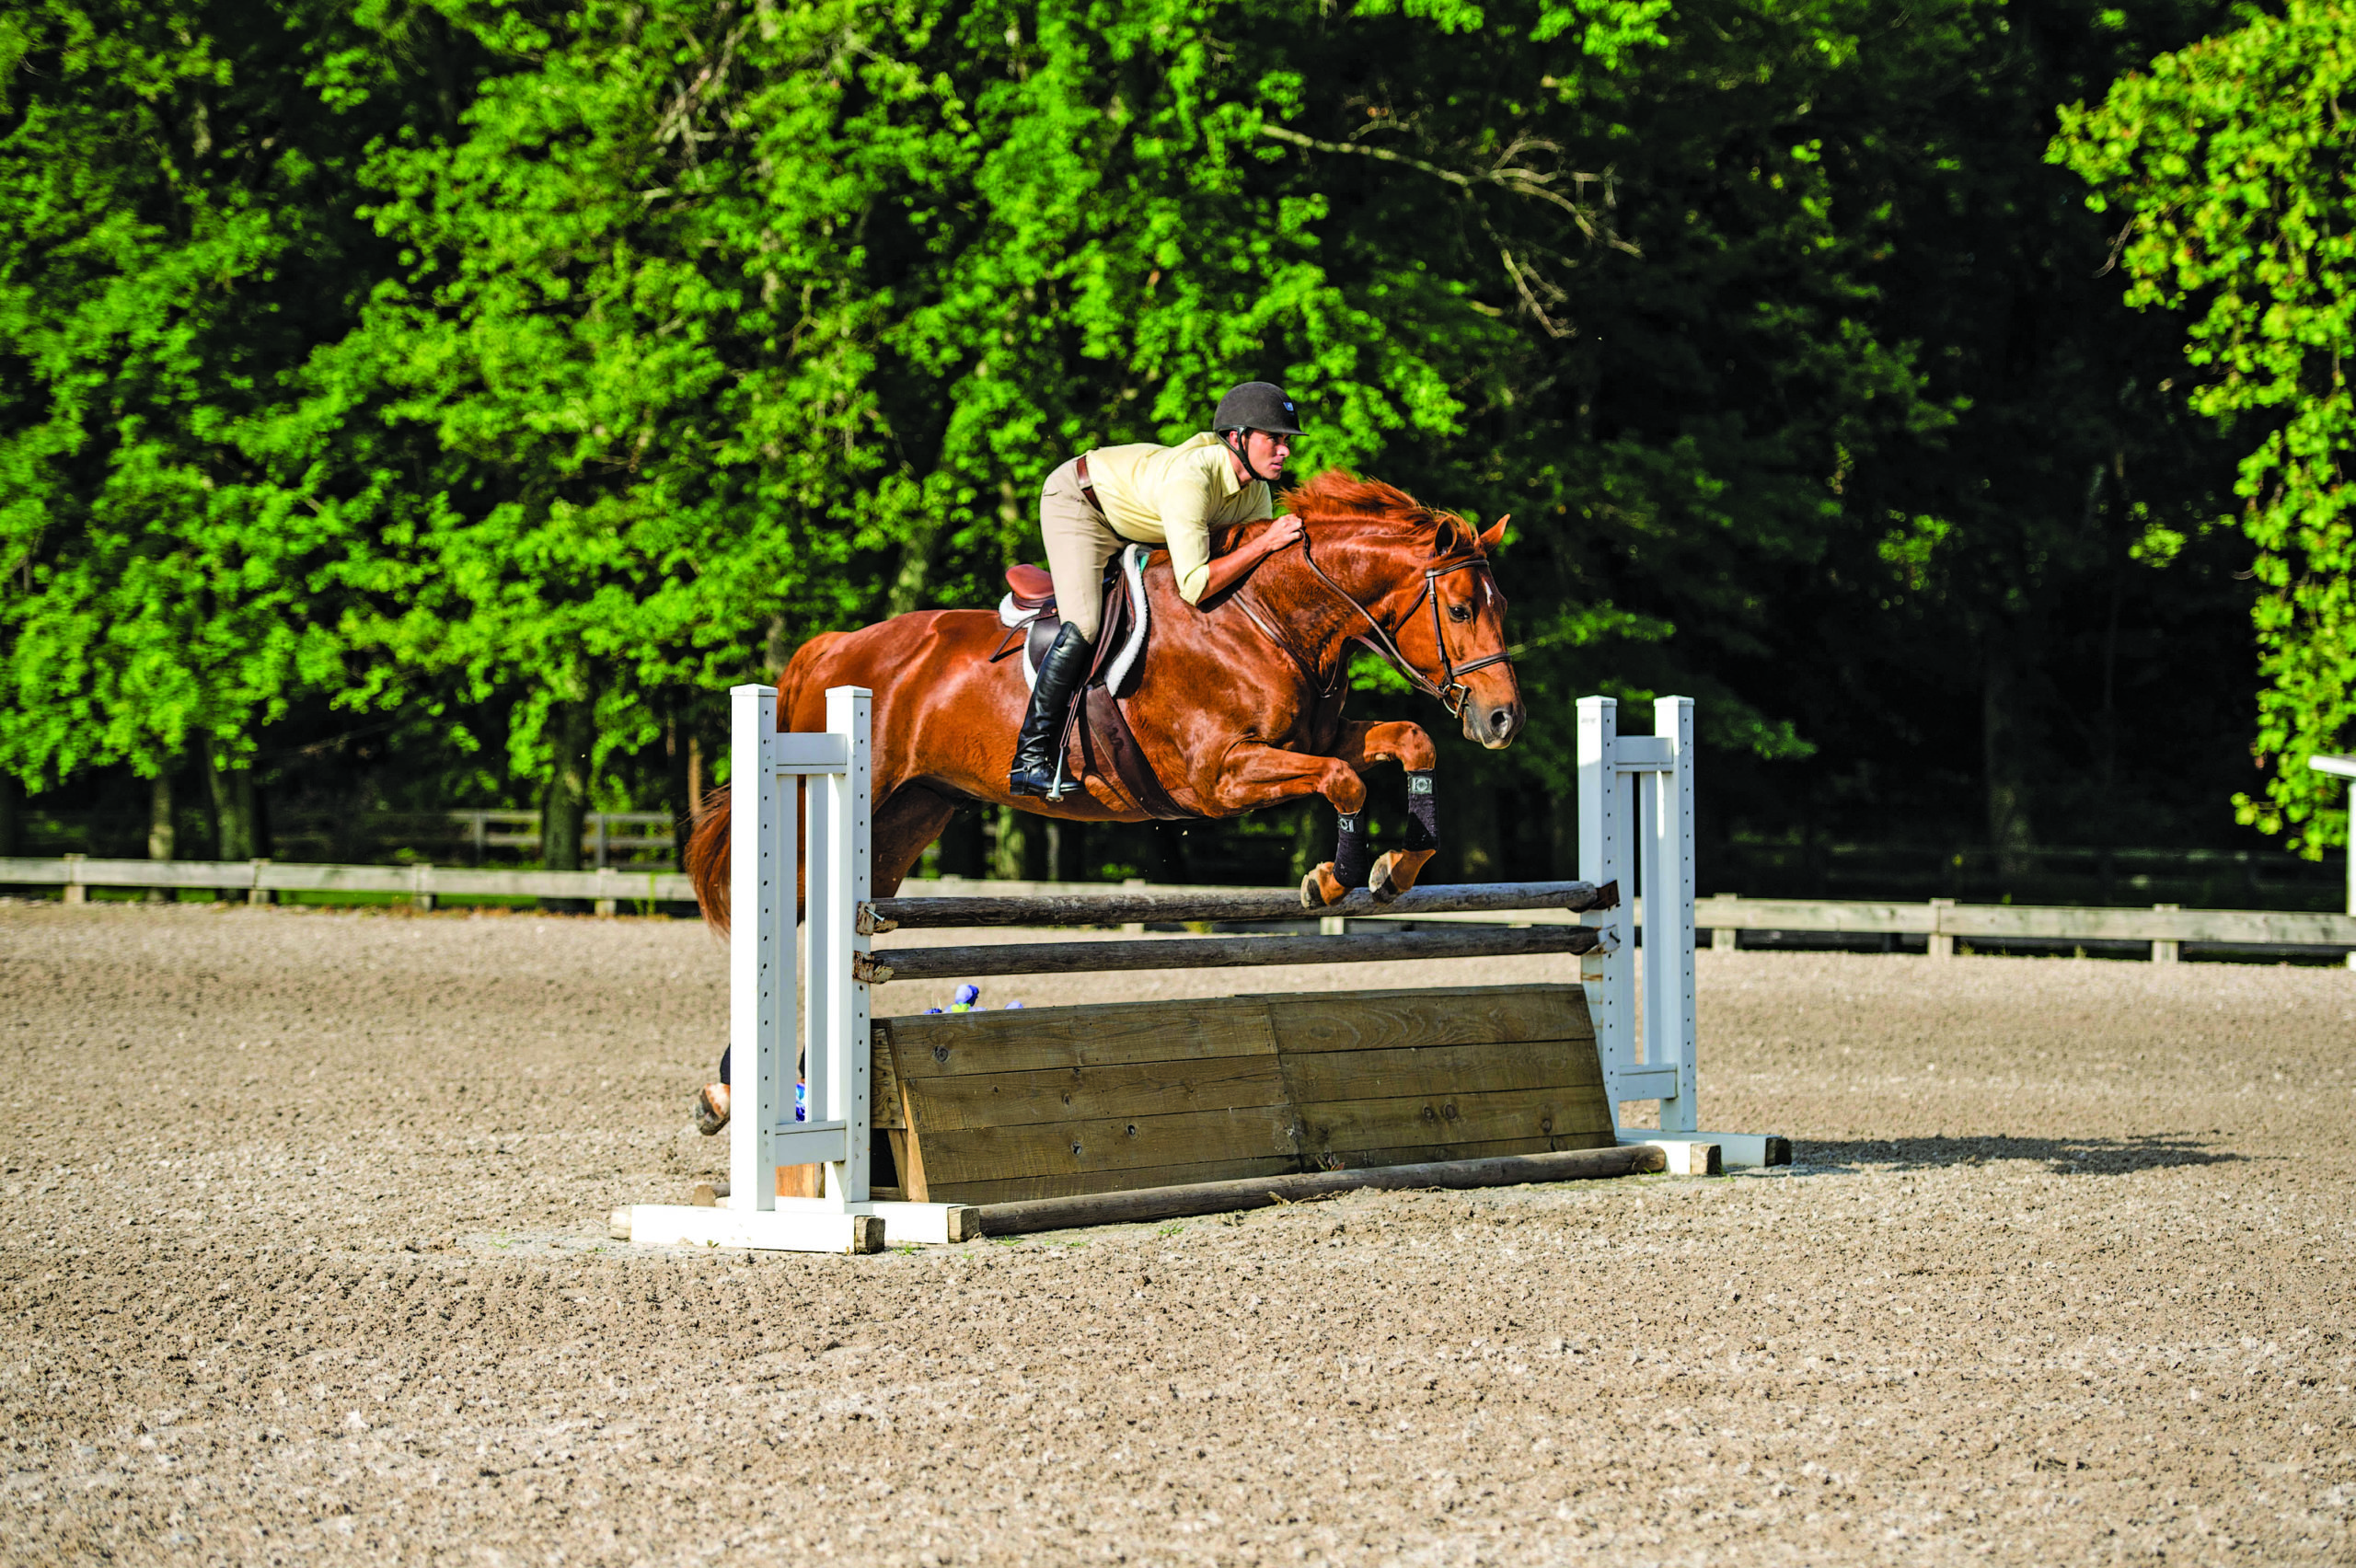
[1282, 469, 1479, 557]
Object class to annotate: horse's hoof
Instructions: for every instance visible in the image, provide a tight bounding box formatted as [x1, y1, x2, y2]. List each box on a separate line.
[1369, 848, 1435, 904]
[1300, 863, 1349, 909]
[691, 1082, 730, 1136]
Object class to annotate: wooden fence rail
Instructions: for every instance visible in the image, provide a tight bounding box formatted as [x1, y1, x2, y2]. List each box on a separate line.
[4, 858, 2351, 961]
[0, 855, 695, 912]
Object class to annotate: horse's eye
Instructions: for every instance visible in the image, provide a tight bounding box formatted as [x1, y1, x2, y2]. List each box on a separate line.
[1449, 604, 1472, 623]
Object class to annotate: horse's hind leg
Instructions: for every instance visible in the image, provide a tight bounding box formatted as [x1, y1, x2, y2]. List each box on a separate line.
[872, 783, 960, 896]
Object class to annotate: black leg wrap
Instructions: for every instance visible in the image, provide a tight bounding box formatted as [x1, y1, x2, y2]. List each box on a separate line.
[1334, 810, 1372, 888]
[1404, 770, 1438, 851]
[718, 1044, 730, 1087]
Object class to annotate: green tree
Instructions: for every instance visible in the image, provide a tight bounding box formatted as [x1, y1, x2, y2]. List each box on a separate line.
[0, 0, 2267, 885]
[1203, 0, 2235, 873]
[313, 0, 1493, 858]
[2054, 0, 2356, 858]
[0, 0, 405, 856]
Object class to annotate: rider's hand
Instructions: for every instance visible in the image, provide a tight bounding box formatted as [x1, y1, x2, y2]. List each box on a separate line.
[1263, 515, 1305, 553]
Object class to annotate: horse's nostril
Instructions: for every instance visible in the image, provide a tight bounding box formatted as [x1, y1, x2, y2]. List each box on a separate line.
[1490, 709, 1514, 733]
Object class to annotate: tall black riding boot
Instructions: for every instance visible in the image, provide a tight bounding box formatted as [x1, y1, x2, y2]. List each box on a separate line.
[1010, 622, 1094, 798]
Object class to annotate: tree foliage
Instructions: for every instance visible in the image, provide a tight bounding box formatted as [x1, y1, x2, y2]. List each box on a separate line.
[1, 0, 2285, 876]
[2054, 0, 2355, 858]
[0, 0, 391, 790]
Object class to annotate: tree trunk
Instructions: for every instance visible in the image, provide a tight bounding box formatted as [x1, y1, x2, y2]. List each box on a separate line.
[889, 510, 953, 618]
[1983, 629, 2036, 882]
[664, 702, 697, 867]
[148, 771, 176, 860]
[2097, 565, 2125, 800]
[1288, 801, 1321, 884]
[989, 805, 1026, 882]
[0, 772, 17, 859]
[204, 750, 259, 861]
[1548, 790, 1576, 882]
[763, 616, 791, 680]
[1045, 819, 1088, 882]
[542, 693, 598, 874]
[1022, 813, 1049, 882]
[147, 770, 175, 902]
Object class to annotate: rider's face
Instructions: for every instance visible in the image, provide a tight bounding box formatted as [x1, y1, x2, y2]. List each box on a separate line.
[1243, 430, 1293, 478]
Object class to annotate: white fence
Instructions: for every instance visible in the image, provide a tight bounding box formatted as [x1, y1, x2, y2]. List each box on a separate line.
[6, 864, 2351, 962]
[444, 809, 678, 867]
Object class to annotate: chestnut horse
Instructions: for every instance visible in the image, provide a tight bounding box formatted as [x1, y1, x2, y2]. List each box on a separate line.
[686, 470, 1522, 925]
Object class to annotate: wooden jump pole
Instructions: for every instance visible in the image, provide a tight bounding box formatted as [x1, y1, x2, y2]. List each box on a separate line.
[862, 878, 1619, 932]
[973, 1144, 1669, 1236]
[855, 924, 1607, 985]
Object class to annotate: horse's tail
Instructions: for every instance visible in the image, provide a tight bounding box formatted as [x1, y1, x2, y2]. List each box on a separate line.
[686, 784, 732, 934]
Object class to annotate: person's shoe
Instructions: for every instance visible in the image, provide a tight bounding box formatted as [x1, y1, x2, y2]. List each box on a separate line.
[1009, 623, 1093, 797]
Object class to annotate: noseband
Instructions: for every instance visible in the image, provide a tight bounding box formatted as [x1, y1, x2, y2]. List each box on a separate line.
[1294, 542, 1514, 718]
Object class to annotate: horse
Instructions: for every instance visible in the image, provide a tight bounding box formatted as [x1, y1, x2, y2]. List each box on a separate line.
[685, 469, 1522, 928]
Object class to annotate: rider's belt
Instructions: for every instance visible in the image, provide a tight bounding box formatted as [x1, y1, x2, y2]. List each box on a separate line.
[1074, 454, 1108, 519]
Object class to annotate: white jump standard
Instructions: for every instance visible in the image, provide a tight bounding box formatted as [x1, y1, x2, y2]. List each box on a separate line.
[625, 686, 980, 1253]
[1579, 695, 1786, 1172]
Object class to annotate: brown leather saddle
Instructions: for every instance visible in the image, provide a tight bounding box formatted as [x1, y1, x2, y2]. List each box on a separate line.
[991, 550, 1192, 818]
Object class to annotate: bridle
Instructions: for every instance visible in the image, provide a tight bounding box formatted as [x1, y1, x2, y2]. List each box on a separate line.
[1275, 535, 1513, 718]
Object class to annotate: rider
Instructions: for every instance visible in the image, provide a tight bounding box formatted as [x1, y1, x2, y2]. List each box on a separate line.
[1011, 381, 1309, 797]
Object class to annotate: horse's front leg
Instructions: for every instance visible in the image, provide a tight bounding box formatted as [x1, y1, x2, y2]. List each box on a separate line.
[1314, 720, 1440, 905]
[1205, 743, 1372, 905]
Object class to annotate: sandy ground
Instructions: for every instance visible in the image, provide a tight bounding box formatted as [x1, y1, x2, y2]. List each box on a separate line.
[4, 900, 2353, 1567]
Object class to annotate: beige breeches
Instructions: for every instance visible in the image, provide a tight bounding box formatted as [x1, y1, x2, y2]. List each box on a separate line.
[1038, 458, 1126, 643]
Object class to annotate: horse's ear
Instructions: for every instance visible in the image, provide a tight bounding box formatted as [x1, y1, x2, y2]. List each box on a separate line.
[1477, 513, 1510, 554]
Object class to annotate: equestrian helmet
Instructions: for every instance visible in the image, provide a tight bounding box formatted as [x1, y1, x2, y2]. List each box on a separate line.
[1212, 382, 1305, 436]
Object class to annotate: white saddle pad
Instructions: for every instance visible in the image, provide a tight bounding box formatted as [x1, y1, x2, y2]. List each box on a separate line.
[999, 546, 1151, 694]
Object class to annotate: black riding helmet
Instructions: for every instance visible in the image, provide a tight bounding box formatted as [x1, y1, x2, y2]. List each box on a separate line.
[1212, 381, 1304, 483]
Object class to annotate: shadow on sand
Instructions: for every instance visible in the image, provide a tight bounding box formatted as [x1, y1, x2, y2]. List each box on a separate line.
[1794, 1131, 2246, 1177]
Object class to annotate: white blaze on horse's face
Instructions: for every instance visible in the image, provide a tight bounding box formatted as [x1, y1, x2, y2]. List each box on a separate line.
[1433, 558, 1524, 750]
[1450, 565, 1526, 748]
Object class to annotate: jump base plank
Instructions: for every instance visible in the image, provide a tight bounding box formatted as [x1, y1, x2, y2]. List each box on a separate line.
[871, 983, 1620, 1210]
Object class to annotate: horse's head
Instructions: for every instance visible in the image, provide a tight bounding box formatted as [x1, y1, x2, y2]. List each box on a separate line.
[1286, 472, 1525, 749]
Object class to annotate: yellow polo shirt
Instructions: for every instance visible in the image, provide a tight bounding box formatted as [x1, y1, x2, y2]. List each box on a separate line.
[1082, 432, 1275, 604]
